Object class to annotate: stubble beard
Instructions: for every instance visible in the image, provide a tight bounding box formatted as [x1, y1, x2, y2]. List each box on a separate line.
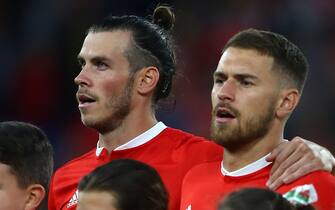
[82, 76, 134, 134]
[210, 100, 276, 151]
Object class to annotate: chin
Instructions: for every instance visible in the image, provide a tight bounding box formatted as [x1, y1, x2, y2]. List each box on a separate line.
[81, 116, 99, 128]
[211, 128, 238, 147]
[212, 135, 230, 147]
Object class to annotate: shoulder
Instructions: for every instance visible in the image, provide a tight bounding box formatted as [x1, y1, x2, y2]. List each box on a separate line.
[181, 161, 222, 200]
[163, 127, 221, 149]
[299, 170, 335, 185]
[184, 161, 221, 182]
[161, 127, 206, 141]
[53, 148, 96, 179]
[278, 171, 335, 209]
[161, 127, 223, 160]
[49, 148, 98, 209]
[278, 170, 335, 195]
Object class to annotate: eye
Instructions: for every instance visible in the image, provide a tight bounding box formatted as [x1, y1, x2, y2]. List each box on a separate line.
[93, 60, 109, 71]
[240, 79, 254, 87]
[215, 78, 224, 84]
[77, 58, 86, 68]
[213, 75, 226, 85]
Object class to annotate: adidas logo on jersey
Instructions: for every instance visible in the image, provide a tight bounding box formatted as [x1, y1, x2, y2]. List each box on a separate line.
[66, 189, 79, 208]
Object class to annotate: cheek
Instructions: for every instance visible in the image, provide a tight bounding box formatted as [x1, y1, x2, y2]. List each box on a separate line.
[0, 189, 26, 209]
[241, 102, 262, 119]
[101, 82, 115, 95]
[239, 91, 269, 110]
[211, 90, 218, 107]
[236, 98, 262, 121]
[239, 94, 276, 119]
[100, 79, 124, 97]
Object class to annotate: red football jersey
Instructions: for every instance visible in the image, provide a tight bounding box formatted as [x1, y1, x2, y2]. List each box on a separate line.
[48, 122, 223, 210]
[181, 156, 335, 210]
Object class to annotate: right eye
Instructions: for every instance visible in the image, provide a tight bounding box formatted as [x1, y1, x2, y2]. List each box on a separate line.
[215, 78, 223, 84]
[94, 61, 109, 71]
[78, 59, 86, 68]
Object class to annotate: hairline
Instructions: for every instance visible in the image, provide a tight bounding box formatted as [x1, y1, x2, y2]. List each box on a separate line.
[223, 46, 300, 91]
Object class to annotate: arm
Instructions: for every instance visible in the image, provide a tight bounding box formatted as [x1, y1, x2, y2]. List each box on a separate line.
[265, 136, 335, 190]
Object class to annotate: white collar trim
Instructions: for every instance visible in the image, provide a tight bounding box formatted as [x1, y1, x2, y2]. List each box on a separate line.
[95, 122, 167, 157]
[221, 153, 272, 177]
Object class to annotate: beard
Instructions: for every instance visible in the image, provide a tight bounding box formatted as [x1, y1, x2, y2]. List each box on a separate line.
[210, 99, 276, 151]
[84, 76, 134, 134]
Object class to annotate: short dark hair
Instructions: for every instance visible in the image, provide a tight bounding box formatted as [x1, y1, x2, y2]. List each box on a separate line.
[78, 159, 168, 210]
[0, 121, 54, 190]
[218, 188, 315, 210]
[223, 28, 309, 92]
[88, 5, 176, 103]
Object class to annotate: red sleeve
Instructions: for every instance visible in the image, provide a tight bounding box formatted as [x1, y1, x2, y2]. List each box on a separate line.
[278, 171, 335, 210]
[311, 172, 335, 210]
[48, 174, 56, 210]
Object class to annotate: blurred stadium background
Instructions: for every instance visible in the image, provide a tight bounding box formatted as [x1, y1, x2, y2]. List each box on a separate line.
[1, 0, 334, 169]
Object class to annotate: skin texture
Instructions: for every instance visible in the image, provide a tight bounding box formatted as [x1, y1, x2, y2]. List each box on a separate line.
[75, 30, 159, 151]
[75, 31, 133, 133]
[266, 137, 334, 189]
[0, 163, 45, 210]
[211, 47, 279, 152]
[77, 191, 118, 210]
[211, 47, 299, 174]
[211, 46, 334, 189]
[0, 163, 28, 210]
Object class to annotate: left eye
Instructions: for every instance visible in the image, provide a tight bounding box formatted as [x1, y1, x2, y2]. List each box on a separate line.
[95, 62, 108, 70]
[241, 80, 253, 86]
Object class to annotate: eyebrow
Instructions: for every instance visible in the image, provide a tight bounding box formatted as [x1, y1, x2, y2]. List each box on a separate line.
[213, 71, 225, 78]
[213, 71, 259, 80]
[234, 73, 258, 81]
[77, 55, 111, 63]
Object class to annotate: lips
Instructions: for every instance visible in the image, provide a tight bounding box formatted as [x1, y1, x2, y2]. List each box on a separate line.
[216, 107, 235, 118]
[76, 91, 97, 108]
[78, 94, 96, 104]
[214, 105, 237, 123]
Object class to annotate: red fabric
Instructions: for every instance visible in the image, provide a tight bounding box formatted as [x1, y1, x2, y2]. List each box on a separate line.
[181, 161, 335, 210]
[48, 127, 223, 210]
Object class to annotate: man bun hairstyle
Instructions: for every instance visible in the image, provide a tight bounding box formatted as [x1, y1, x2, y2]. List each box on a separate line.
[88, 5, 176, 104]
[153, 5, 175, 30]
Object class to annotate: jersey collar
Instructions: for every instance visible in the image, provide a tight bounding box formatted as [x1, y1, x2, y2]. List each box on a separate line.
[95, 122, 167, 157]
[221, 153, 272, 177]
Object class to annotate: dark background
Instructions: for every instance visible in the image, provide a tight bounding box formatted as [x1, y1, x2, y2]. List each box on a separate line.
[1, 0, 334, 169]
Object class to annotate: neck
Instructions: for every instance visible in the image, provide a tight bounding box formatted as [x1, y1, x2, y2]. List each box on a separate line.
[223, 123, 285, 172]
[98, 106, 157, 152]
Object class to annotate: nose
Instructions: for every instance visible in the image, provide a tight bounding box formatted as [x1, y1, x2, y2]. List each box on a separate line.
[217, 79, 236, 102]
[74, 68, 91, 87]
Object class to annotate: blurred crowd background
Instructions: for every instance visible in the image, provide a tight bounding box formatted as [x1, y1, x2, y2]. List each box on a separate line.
[1, 0, 334, 169]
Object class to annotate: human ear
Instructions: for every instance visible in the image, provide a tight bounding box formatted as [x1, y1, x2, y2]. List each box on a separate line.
[24, 184, 46, 210]
[276, 89, 300, 119]
[135, 66, 160, 95]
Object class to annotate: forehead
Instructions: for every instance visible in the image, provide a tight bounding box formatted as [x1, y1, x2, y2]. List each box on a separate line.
[79, 30, 133, 58]
[0, 163, 19, 186]
[78, 191, 118, 210]
[217, 47, 274, 76]
[0, 163, 13, 176]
